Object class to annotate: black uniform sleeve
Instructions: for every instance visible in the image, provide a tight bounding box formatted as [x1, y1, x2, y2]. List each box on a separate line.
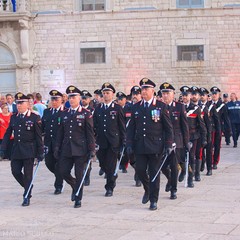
[197, 108, 207, 144]
[85, 112, 95, 152]
[222, 105, 232, 136]
[212, 106, 221, 132]
[203, 107, 212, 143]
[179, 103, 189, 148]
[117, 106, 126, 146]
[162, 104, 174, 148]
[126, 106, 136, 148]
[34, 115, 44, 157]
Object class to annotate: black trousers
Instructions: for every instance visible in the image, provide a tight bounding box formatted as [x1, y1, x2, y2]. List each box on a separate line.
[135, 154, 162, 203]
[11, 158, 34, 198]
[212, 131, 222, 164]
[162, 149, 181, 192]
[231, 122, 240, 145]
[97, 147, 118, 191]
[45, 150, 63, 190]
[59, 155, 87, 201]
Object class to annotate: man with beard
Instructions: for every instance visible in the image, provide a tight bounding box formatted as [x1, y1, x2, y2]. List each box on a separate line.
[160, 82, 189, 199]
[209, 86, 231, 169]
[179, 86, 207, 188]
[190, 87, 211, 181]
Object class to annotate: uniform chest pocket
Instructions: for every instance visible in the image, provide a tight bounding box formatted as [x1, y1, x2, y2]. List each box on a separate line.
[172, 111, 180, 120]
[76, 119, 84, 127]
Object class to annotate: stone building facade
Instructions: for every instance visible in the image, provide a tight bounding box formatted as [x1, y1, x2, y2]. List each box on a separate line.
[0, 0, 240, 98]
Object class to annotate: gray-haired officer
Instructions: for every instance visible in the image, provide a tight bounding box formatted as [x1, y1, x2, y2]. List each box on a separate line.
[1, 92, 44, 206]
[55, 85, 95, 208]
[127, 78, 174, 210]
[42, 90, 65, 194]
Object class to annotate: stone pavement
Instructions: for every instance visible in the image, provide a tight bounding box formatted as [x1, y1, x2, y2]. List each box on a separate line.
[0, 143, 240, 240]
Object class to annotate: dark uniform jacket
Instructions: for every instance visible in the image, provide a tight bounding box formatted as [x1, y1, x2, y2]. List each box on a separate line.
[209, 99, 231, 134]
[2, 110, 43, 159]
[168, 101, 189, 149]
[227, 101, 240, 124]
[93, 102, 126, 150]
[42, 105, 65, 152]
[199, 102, 212, 144]
[56, 106, 95, 157]
[206, 101, 221, 133]
[123, 102, 132, 126]
[185, 102, 207, 143]
[127, 98, 174, 154]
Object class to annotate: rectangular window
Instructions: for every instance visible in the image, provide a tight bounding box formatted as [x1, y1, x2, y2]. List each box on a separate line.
[177, 45, 204, 61]
[80, 48, 106, 64]
[81, 0, 105, 11]
[177, 0, 204, 8]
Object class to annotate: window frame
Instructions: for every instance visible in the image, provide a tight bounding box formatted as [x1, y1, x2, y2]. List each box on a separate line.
[176, 0, 204, 9]
[177, 45, 204, 61]
[80, 47, 106, 64]
[80, 0, 106, 11]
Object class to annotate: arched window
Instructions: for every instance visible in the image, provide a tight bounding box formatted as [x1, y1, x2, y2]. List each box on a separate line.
[0, 43, 16, 95]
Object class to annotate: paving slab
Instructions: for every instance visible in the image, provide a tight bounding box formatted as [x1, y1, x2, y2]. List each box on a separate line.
[0, 143, 240, 240]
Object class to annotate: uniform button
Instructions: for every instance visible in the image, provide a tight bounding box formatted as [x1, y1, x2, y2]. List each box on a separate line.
[50, 135, 53, 137]
[144, 116, 146, 118]
[104, 115, 106, 117]
[52, 120, 54, 122]
[104, 130, 106, 132]
[70, 126, 72, 128]
[51, 125, 53, 127]
[18, 130, 21, 132]
[18, 140, 20, 142]
[104, 120, 106, 122]
[70, 131, 72, 133]
[104, 125, 106, 127]
[143, 134, 146, 137]
[143, 128, 145, 131]
[143, 122, 146, 125]
[50, 130, 52, 132]
[18, 135, 20, 137]
[19, 125, 21, 127]
[69, 136, 72, 139]
[71, 120, 73, 122]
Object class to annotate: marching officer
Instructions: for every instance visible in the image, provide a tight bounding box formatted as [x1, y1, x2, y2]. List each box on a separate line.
[81, 90, 94, 186]
[179, 86, 207, 188]
[93, 83, 126, 197]
[54, 86, 95, 208]
[131, 85, 142, 104]
[116, 91, 131, 173]
[191, 87, 212, 181]
[199, 87, 221, 176]
[42, 90, 65, 194]
[209, 86, 232, 169]
[91, 89, 102, 109]
[160, 82, 189, 199]
[126, 78, 174, 210]
[1, 92, 44, 206]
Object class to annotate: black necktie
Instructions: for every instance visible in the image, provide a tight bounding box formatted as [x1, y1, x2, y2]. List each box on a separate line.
[105, 105, 108, 110]
[145, 102, 149, 108]
[20, 114, 24, 119]
[71, 110, 75, 115]
[53, 109, 57, 115]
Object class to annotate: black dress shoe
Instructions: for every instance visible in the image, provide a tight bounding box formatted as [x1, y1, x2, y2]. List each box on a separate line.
[135, 180, 142, 187]
[71, 190, 76, 201]
[233, 144, 237, 148]
[165, 182, 172, 192]
[178, 172, 185, 182]
[22, 198, 30, 207]
[99, 168, 104, 176]
[195, 175, 201, 182]
[206, 170, 212, 176]
[149, 202, 157, 211]
[200, 162, 205, 172]
[170, 191, 177, 200]
[142, 192, 149, 204]
[105, 190, 113, 197]
[54, 188, 62, 195]
[188, 180, 194, 188]
[74, 200, 81, 208]
[212, 164, 217, 170]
